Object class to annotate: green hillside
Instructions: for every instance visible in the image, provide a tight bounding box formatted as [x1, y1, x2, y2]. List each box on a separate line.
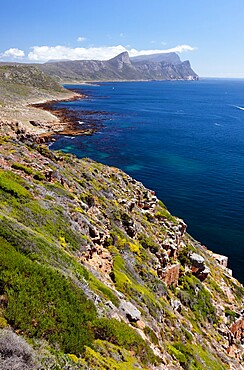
[0, 138, 243, 369]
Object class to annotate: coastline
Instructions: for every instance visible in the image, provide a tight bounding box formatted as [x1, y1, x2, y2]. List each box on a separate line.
[0, 90, 91, 143]
[0, 79, 198, 143]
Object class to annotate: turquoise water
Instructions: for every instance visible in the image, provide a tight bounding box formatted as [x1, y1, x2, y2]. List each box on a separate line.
[51, 80, 244, 283]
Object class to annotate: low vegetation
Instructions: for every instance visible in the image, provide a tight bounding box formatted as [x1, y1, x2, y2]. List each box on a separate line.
[0, 140, 243, 369]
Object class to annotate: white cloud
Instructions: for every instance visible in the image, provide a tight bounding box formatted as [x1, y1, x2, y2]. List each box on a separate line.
[119, 33, 125, 38]
[1, 48, 25, 58]
[28, 45, 128, 61]
[128, 44, 195, 57]
[27, 44, 195, 62]
[77, 36, 86, 42]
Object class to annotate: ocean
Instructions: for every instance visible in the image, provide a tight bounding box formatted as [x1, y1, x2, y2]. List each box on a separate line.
[51, 79, 244, 283]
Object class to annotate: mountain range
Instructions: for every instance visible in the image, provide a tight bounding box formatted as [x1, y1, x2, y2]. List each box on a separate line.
[38, 51, 199, 82]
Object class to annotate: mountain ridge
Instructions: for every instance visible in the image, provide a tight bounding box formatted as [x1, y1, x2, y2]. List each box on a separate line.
[38, 51, 199, 82]
[130, 52, 182, 64]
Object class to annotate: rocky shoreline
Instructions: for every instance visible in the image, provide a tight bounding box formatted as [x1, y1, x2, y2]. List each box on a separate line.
[0, 92, 87, 143]
[32, 93, 114, 142]
[0, 89, 115, 144]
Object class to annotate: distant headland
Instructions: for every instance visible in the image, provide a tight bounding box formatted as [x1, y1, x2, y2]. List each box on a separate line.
[37, 51, 199, 83]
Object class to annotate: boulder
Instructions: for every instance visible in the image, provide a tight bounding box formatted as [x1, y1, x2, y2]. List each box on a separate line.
[196, 266, 210, 282]
[171, 299, 182, 313]
[212, 253, 228, 268]
[190, 253, 205, 269]
[190, 253, 210, 281]
[120, 300, 141, 322]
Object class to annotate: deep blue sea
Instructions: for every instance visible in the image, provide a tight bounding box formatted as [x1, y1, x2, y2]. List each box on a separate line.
[51, 80, 244, 283]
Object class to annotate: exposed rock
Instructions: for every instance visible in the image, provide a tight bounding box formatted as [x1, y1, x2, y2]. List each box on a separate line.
[171, 299, 182, 313]
[136, 320, 146, 330]
[190, 253, 210, 281]
[81, 245, 113, 284]
[230, 315, 244, 343]
[160, 264, 180, 286]
[196, 266, 211, 282]
[212, 252, 229, 268]
[120, 300, 141, 322]
[190, 253, 205, 269]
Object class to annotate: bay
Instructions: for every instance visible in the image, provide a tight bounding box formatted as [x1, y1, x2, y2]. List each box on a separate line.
[51, 79, 244, 283]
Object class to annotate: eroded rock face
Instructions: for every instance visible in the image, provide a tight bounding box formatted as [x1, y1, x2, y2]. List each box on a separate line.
[227, 316, 244, 364]
[230, 316, 244, 343]
[160, 264, 180, 287]
[81, 245, 114, 284]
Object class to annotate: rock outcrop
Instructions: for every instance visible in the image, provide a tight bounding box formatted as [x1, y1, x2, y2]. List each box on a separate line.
[190, 252, 210, 281]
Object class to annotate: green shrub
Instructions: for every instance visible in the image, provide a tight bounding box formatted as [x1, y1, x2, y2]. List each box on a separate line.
[144, 326, 159, 345]
[177, 274, 217, 324]
[167, 342, 227, 370]
[81, 340, 144, 369]
[224, 307, 239, 323]
[0, 170, 31, 199]
[155, 207, 176, 223]
[167, 343, 188, 366]
[138, 233, 159, 253]
[92, 318, 158, 365]
[0, 193, 84, 252]
[11, 162, 33, 175]
[33, 171, 45, 181]
[177, 245, 192, 266]
[0, 216, 89, 278]
[88, 273, 120, 307]
[0, 238, 96, 355]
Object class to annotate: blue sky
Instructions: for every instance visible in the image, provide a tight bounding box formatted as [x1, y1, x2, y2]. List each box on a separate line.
[1, 0, 244, 77]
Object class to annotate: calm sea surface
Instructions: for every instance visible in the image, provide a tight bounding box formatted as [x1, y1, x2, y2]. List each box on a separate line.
[51, 80, 244, 283]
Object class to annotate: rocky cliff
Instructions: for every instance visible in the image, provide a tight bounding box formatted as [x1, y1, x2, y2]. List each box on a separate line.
[0, 136, 243, 369]
[39, 51, 199, 82]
